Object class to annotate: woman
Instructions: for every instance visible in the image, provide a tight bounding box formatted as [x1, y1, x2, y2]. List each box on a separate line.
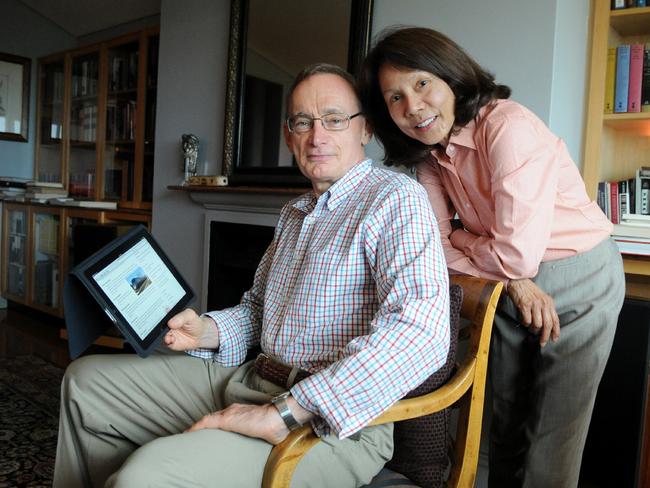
[359, 27, 625, 488]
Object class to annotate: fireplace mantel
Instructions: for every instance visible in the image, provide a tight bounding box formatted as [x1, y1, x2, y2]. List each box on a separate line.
[168, 185, 308, 214]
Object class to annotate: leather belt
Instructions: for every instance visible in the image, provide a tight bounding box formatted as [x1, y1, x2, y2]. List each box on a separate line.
[254, 353, 312, 389]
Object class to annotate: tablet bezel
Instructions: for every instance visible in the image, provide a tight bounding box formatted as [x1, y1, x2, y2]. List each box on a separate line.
[72, 225, 194, 357]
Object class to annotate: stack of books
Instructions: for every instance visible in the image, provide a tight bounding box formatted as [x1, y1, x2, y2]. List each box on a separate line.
[597, 167, 650, 224]
[614, 214, 650, 256]
[24, 182, 68, 203]
[604, 41, 650, 114]
[0, 177, 29, 200]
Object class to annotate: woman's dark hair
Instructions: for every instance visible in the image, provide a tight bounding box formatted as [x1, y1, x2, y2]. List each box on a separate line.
[358, 27, 511, 167]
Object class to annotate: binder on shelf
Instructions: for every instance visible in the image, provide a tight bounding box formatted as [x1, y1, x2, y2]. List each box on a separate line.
[605, 47, 617, 114]
[615, 45, 631, 113]
[628, 44, 644, 112]
[642, 44, 650, 113]
[610, 181, 620, 224]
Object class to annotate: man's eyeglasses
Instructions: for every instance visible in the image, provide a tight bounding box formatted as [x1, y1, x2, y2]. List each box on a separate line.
[286, 112, 362, 134]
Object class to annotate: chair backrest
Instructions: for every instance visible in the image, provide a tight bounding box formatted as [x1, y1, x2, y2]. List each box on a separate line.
[262, 275, 503, 488]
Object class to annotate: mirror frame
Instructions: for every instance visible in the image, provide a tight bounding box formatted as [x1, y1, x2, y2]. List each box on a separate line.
[221, 0, 374, 187]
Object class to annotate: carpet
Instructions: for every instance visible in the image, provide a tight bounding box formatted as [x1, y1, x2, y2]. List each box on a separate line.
[0, 355, 64, 487]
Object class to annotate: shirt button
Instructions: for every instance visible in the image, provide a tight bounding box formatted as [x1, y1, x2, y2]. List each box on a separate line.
[448, 146, 455, 155]
[465, 203, 470, 208]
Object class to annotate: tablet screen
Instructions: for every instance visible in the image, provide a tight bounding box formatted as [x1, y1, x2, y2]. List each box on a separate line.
[91, 236, 186, 340]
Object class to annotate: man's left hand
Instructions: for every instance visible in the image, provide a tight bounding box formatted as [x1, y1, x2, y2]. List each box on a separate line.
[186, 403, 290, 445]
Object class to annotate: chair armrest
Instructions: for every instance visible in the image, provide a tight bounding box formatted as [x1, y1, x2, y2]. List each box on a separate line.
[262, 356, 477, 488]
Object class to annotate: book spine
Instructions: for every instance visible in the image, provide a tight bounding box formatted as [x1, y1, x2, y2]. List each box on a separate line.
[643, 179, 650, 215]
[628, 44, 644, 112]
[598, 181, 607, 214]
[610, 181, 620, 224]
[619, 179, 630, 218]
[615, 45, 631, 113]
[629, 177, 637, 214]
[642, 43, 650, 113]
[612, 0, 626, 7]
[605, 47, 617, 114]
[637, 0, 646, 6]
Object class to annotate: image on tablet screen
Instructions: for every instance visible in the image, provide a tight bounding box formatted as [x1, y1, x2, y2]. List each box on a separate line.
[92, 238, 185, 340]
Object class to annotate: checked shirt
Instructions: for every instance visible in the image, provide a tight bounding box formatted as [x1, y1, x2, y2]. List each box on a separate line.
[192, 160, 450, 438]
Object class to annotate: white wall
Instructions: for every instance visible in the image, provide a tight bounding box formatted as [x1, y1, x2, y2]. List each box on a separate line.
[1, 0, 76, 178]
[368, 0, 590, 166]
[151, 0, 591, 297]
[151, 0, 231, 293]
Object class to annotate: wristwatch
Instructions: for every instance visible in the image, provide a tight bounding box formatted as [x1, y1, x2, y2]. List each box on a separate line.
[271, 392, 302, 431]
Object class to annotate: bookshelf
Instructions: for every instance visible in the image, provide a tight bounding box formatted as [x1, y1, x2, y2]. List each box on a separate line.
[1, 201, 151, 318]
[34, 26, 159, 210]
[583, 1, 650, 281]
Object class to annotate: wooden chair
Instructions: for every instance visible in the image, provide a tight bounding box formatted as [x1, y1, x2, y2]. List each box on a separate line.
[261, 275, 503, 488]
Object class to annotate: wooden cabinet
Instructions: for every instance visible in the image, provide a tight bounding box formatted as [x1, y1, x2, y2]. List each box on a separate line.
[2, 203, 30, 303]
[583, 1, 650, 282]
[1, 202, 151, 318]
[34, 27, 159, 209]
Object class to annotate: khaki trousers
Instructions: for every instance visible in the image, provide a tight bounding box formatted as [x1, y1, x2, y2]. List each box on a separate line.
[488, 238, 625, 488]
[53, 350, 393, 487]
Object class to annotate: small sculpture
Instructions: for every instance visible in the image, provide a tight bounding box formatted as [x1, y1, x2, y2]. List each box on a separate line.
[181, 133, 200, 182]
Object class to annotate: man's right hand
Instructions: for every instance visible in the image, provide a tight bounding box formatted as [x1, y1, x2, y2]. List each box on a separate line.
[164, 309, 220, 351]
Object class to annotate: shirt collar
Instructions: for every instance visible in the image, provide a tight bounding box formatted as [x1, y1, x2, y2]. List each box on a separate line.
[447, 118, 477, 150]
[292, 159, 372, 214]
[325, 159, 372, 211]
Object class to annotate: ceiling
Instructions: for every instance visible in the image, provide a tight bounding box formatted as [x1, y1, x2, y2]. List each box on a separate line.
[20, 0, 161, 37]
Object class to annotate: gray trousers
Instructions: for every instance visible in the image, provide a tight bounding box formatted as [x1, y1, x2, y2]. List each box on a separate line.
[53, 350, 393, 488]
[488, 238, 625, 488]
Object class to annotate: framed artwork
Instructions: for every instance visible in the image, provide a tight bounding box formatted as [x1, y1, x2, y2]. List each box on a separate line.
[0, 52, 31, 142]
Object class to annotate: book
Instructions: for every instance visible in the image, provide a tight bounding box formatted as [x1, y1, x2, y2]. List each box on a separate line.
[613, 235, 650, 256]
[54, 200, 118, 209]
[622, 213, 650, 222]
[628, 177, 637, 214]
[610, 181, 620, 224]
[619, 179, 630, 218]
[615, 45, 631, 113]
[635, 167, 650, 214]
[614, 223, 650, 238]
[612, 0, 626, 7]
[642, 44, 650, 113]
[605, 47, 617, 114]
[628, 44, 644, 112]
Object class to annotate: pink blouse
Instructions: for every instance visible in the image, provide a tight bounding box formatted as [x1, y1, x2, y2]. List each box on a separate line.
[417, 99, 612, 282]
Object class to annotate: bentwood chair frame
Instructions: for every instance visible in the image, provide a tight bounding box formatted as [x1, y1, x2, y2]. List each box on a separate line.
[262, 275, 503, 488]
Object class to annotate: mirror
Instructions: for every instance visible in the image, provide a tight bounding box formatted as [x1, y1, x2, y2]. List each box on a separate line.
[222, 0, 374, 186]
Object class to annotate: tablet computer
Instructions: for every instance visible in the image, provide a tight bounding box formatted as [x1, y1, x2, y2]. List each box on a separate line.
[64, 225, 194, 358]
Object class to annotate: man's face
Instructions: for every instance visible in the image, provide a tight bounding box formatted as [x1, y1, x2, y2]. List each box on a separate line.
[284, 73, 371, 195]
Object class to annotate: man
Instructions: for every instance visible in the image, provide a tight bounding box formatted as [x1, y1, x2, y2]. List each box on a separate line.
[54, 63, 450, 487]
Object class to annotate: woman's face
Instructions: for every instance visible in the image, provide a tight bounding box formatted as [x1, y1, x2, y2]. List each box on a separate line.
[378, 64, 456, 147]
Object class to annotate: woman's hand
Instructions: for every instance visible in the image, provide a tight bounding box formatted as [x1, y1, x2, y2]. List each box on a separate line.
[507, 278, 560, 347]
[164, 308, 219, 351]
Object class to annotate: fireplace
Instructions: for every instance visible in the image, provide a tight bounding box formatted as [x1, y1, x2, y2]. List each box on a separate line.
[207, 220, 274, 311]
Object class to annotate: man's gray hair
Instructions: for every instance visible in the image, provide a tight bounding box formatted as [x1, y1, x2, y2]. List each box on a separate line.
[285, 63, 360, 115]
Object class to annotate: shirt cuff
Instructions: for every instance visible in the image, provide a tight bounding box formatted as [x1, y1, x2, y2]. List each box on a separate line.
[202, 310, 248, 366]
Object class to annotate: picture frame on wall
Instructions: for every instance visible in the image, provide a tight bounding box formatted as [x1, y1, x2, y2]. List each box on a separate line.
[0, 52, 31, 142]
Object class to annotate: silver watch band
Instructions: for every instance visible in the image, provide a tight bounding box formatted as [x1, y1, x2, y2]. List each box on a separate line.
[271, 392, 301, 431]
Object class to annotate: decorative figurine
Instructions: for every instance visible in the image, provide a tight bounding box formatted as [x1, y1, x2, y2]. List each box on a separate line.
[181, 133, 200, 182]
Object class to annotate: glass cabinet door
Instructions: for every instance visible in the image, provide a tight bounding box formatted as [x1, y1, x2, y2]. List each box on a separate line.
[36, 59, 65, 185]
[5, 206, 28, 302]
[104, 41, 139, 202]
[31, 209, 61, 310]
[69, 50, 99, 199]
